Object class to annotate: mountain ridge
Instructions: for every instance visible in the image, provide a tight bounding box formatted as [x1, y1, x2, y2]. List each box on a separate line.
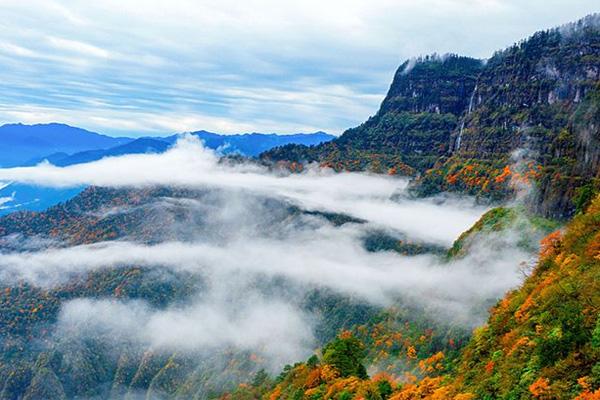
[261, 14, 600, 219]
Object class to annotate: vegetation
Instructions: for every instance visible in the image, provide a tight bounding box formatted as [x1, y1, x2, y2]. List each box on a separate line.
[0, 14, 599, 400]
[262, 16, 600, 219]
[223, 193, 600, 400]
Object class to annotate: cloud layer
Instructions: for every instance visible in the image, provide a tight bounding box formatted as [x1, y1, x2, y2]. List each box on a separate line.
[0, 136, 486, 245]
[0, 139, 539, 368]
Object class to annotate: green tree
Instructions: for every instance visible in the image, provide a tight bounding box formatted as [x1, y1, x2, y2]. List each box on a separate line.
[322, 333, 368, 379]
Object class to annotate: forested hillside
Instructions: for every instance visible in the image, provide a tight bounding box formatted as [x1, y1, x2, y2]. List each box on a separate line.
[0, 14, 598, 400]
[262, 15, 600, 219]
[223, 194, 600, 400]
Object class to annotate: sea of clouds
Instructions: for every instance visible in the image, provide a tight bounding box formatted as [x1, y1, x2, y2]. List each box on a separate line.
[0, 136, 537, 367]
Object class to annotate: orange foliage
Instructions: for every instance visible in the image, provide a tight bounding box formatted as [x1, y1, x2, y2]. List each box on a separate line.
[494, 166, 512, 184]
[418, 352, 445, 374]
[447, 174, 459, 185]
[484, 361, 495, 374]
[574, 377, 600, 399]
[268, 386, 281, 400]
[529, 377, 551, 398]
[304, 367, 322, 389]
[388, 377, 445, 400]
[406, 346, 417, 359]
[339, 329, 353, 339]
[514, 295, 535, 323]
[539, 230, 562, 259]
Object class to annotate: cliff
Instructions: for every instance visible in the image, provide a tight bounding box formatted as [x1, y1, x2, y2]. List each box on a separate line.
[262, 15, 600, 219]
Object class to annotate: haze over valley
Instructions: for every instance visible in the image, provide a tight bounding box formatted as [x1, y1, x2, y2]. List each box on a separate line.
[0, 2, 598, 399]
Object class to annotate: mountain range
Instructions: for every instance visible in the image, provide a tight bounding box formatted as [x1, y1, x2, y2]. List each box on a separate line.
[0, 124, 334, 215]
[0, 14, 598, 400]
[0, 123, 334, 168]
[263, 14, 600, 220]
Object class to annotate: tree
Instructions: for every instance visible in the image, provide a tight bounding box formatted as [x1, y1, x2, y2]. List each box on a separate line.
[322, 332, 368, 379]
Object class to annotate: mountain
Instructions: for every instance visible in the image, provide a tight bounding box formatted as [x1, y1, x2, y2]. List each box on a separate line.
[0, 123, 133, 167]
[27, 138, 171, 167]
[165, 130, 335, 157]
[0, 186, 387, 399]
[224, 194, 600, 400]
[20, 128, 334, 167]
[0, 130, 333, 215]
[0, 14, 598, 400]
[262, 15, 600, 219]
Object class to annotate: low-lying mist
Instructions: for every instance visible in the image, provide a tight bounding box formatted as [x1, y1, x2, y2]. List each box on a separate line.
[0, 136, 485, 245]
[0, 136, 538, 371]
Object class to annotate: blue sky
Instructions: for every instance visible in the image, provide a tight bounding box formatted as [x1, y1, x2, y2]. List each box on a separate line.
[0, 0, 597, 137]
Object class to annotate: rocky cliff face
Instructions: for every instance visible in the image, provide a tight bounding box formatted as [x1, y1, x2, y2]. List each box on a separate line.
[262, 15, 600, 219]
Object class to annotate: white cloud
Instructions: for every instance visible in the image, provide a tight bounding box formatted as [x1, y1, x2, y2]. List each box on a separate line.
[0, 137, 485, 244]
[0, 0, 595, 135]
[47, 37, 111, 59]
[57, 297, 314, 365]
[0, 137, 541, 368]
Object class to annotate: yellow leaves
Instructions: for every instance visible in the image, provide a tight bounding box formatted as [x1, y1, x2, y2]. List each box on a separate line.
[322, 376, 361, 399]
[388, 377, 445, 400]
[578, 377, 592, 392]
[453, 394, 476, 400]
[535, 324, 544, 335]
[406, 346, 417, 359]
[320, 364, 340, 382]
[418, 352, 445, 374]
[558, 253, 580, 272]
[586, 194, 600, 215]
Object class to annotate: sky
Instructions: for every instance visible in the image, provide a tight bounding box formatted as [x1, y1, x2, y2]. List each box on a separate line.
[0, 1, 597, 137]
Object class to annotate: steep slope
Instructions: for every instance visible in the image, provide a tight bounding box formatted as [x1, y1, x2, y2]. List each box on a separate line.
[262, 55, 483, 175]
[223, 194, 600, 400]
[262, 15, 600, 218]
[442, 196, 600, 399]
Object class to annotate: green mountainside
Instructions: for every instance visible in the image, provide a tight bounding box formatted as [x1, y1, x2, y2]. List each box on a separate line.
[0, 14, 598, 400]
[223, 195, 600, 400]
[262, 15, 600, 219]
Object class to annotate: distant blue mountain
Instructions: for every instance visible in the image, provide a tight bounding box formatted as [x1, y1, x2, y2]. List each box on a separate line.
[0, 123, 334, 215]
[0, 123, 132, 167]
[165, 130, 335, 157]
[26, 138, 170, 166]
